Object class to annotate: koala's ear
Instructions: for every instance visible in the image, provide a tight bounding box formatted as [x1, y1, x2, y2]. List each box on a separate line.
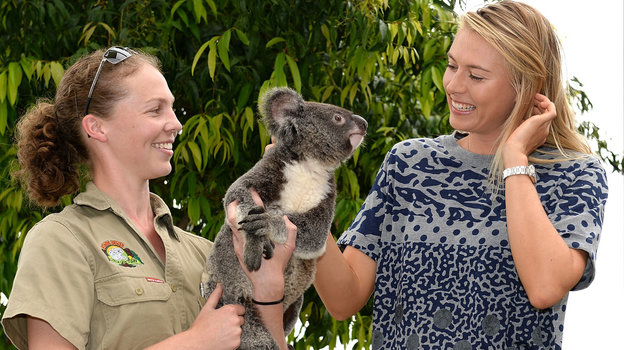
[259, 87, 303, 133]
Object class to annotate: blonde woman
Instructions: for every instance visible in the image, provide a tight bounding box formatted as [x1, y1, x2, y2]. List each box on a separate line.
[314, 1, 608, 348]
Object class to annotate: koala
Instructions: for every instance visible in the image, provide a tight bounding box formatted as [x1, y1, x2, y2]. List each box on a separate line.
[202, 87, 367, 349]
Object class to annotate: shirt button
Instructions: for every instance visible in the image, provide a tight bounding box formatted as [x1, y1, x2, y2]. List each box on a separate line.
[135, 287, 144, 295]
[171, 284, 177, 292]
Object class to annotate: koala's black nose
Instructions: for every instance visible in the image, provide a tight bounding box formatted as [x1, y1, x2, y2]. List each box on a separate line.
[353, 114, 368, 132]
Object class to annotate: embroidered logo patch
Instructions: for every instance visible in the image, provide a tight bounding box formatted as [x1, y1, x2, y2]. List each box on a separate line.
[101, 240, 143, 268]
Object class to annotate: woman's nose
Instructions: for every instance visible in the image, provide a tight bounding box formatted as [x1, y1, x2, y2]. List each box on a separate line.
[168, 108, 183, 135]
[444, 72, 464, 94]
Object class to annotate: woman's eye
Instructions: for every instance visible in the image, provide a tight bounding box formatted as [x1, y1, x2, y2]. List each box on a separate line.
[470, 74, 484, 81]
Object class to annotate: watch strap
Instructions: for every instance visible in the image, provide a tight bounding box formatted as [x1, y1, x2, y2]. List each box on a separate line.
[503, 164, 536, 183]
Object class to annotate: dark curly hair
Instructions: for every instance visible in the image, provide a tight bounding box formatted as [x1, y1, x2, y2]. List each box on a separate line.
[13, 48, 161, 207]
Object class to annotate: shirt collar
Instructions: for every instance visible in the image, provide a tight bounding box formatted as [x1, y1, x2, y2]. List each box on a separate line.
[74, 182, 181, 241]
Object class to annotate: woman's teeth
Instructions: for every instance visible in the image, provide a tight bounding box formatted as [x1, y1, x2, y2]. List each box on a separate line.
[452, 101, 476, 111]
[152, 143, 173, 150]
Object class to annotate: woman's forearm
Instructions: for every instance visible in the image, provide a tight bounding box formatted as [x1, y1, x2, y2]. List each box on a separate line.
[504, 156, 587, 309]
[314, 234, 377, 320]
[255, 302, 289, 350]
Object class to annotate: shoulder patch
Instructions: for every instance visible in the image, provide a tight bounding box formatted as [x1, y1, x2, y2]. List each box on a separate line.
[101, 240, 143, 268]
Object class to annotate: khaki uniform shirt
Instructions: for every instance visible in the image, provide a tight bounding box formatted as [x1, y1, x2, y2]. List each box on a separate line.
[2, 182, 212, 349]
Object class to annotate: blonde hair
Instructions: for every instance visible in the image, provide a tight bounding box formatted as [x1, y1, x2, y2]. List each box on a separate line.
[459, 1, 591, 187]
[14, 48, 161, 207]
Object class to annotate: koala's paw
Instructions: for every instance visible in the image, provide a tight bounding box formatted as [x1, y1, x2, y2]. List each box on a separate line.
[243, 240, 262, 271]
[238, 206, 270, 236]
[243, 235, 275, 271]
[238, 206, 287, 242]
[238, 205, 286, 271]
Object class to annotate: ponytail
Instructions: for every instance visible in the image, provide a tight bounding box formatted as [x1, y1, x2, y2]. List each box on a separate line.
[14, 100, 88, 207]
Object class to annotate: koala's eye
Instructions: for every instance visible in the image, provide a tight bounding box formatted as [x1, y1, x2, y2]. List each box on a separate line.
[333, 114, 345, 125]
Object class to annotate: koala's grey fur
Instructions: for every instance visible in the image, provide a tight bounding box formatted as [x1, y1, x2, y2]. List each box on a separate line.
[202, 87, 367, 349]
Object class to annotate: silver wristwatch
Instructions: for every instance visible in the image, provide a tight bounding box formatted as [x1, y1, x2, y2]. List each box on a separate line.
[502, 164, 536, 183]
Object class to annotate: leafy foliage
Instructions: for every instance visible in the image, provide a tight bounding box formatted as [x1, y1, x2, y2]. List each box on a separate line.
[0, 1, 620, 349]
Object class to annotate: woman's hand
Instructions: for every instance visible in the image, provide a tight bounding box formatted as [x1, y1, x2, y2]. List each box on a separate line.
[228, 189, 297, 302]
[190, 284, 245, 349]
[503, 93, 556, 167]
[146, 284, 245, 350]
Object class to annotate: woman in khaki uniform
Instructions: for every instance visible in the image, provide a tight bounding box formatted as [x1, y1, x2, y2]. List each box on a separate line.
[2, 47, 295, 349]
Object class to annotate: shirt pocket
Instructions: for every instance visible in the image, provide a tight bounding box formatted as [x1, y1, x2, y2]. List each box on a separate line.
[96, 274, 172, 306]
[94, 274, 174, 349]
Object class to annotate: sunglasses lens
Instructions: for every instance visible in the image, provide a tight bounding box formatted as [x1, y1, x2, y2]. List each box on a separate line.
[104, 47, 132, 64]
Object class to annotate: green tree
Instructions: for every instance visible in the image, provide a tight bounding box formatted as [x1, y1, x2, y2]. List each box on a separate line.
[0, 1, 621, 349]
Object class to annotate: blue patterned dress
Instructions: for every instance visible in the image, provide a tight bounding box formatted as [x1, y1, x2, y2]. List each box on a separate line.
[338, 132, 608, 349]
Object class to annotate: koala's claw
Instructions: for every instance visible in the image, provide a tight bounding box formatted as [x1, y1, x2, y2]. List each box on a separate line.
[262, 239, 275, 259]
[238, 218, 270, 236]
[247, 206, 266, 215]
[238, 210, 276, 239]
[238, 206, 266, 224]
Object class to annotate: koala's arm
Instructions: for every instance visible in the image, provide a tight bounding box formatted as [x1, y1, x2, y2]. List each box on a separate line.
[224, 179, 259, 222]
[225, 170, 288, 271]
[224, 156, 285, 222]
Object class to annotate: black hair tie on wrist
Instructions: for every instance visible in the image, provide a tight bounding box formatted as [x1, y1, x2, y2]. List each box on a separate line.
[252, 296, 285, 305]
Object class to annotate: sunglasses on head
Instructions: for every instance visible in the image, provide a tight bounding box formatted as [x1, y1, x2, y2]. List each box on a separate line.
[83, 46, 135, 116]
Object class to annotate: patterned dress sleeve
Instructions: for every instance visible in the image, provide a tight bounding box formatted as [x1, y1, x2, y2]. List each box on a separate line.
[337, 148, 397, 262]
[538, 155, 609, 290]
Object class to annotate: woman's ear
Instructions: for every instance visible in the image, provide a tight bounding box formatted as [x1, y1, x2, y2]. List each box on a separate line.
[82, 114, 107, 142]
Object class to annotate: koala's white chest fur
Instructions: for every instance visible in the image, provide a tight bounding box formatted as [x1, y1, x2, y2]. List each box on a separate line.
[278, 159, 333, 213]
